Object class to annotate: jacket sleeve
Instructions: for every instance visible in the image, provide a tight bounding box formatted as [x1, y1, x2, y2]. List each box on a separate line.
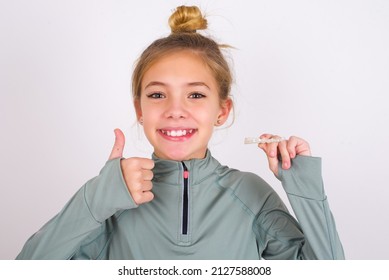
[276, 155, 345, 259]
[16, 158, 137, 260]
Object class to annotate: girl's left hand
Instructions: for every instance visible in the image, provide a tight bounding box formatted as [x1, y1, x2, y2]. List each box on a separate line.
[258, 134, 311, 176]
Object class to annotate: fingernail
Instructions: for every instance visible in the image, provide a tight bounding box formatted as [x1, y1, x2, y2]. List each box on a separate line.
[270, 151, 276, 157]
[283, 162, 289, 169]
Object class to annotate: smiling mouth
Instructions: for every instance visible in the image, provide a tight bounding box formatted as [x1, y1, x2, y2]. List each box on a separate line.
[158, 129, 197, 139]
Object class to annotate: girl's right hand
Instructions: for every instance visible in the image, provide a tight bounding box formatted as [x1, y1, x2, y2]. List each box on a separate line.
[109, 129, 155, 205]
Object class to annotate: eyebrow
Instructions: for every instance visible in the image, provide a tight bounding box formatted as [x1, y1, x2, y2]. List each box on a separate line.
[187, 82, 210, 89]
[144, 81, 210, 90]
[144, 81, 166, 89]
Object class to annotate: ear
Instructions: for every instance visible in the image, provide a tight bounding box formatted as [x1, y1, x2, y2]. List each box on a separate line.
[216, 98, 233, 126]
[134, 99, 143, 122]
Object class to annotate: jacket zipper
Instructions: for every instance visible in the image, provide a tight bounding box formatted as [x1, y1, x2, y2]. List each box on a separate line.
[182, 162, 189, 235]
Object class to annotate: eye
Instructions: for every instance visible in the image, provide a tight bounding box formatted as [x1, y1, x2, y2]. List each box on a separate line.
[146, 92, 165, 99]
[189, 92, 206, 99]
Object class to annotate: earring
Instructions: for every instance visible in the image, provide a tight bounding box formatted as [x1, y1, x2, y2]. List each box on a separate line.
[139, 117, 143, 125]
[215, 119, 222, 126]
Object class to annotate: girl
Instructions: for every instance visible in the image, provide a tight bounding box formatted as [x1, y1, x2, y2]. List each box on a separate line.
[17, 6, 344, 260]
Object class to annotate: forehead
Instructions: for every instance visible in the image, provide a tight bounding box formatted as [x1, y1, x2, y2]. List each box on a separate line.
[141, 50, 217, 88]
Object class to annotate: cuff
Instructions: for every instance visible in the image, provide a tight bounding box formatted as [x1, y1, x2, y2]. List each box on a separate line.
[277, 155, 326, 200]
[84, 157, 138, 223]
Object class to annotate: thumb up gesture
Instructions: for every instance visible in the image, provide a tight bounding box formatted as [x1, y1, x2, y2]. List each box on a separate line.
[109, 129, 155, 205]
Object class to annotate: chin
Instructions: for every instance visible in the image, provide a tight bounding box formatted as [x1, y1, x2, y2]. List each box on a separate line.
[162, 151, 190, 161]
[156, 148, 205, 161]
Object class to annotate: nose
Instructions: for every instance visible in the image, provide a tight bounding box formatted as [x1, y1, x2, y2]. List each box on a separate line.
[164, 97, 188, 120]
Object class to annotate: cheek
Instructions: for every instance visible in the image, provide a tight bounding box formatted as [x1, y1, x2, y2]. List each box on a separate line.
[196, 106, 219, 125]
[140, 102, 160, 119]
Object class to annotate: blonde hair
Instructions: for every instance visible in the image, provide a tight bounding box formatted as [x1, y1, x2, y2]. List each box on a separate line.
[132, 5, 233, 107]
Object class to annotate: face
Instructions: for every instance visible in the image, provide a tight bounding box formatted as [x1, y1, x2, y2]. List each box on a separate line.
[135, 50, 231, 161]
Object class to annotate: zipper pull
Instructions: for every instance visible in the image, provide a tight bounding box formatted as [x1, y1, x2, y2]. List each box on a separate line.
[183, 170, 189, 179]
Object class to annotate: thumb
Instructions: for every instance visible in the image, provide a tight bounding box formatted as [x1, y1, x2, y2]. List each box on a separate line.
[109, 128, 125, 160]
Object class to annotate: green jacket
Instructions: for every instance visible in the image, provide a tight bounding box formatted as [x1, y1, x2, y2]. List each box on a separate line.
[16, 151, 344, 259]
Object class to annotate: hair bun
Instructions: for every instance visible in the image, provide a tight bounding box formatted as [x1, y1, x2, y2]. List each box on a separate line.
[168, 6, 207, 33]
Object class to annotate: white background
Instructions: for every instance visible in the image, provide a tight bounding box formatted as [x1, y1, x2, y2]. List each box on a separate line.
[1, 0, 388, 259]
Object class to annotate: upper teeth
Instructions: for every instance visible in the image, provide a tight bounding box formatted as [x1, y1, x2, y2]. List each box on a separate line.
[161, 129, 193, 137]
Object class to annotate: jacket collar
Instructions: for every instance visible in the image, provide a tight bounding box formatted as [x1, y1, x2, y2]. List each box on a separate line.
[152, 149, 221, 185]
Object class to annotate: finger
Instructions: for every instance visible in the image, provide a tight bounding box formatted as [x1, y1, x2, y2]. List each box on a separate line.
[140, 191, 154, 204]
[287, 136, 311, 157]
[258, 134, 281, 176]
[133, 158, 155, 170]
[257, 134, 273, 156]
[267, 135, 284, 174]
[128, 179, 144, 192]
[278, 140, 291, 169]
[141, 180, 153, 191]
[109, 128, 125, 160]
[267, 154, 279, 176]
[286, 136, 298, 158]
[142, 169, 154, 181]
[133, 191, 154, 205]
[266, 134, 282, 158]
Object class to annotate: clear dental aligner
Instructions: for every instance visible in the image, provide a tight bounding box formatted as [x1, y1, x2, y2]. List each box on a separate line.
[244, 137, 287, 144]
